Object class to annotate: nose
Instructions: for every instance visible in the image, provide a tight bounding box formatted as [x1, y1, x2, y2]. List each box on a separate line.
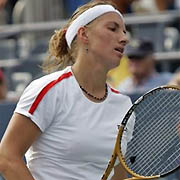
[119, 32, 129, 46]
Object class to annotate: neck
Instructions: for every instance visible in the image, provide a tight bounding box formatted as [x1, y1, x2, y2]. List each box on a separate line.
[72, 57, 107, 89]
[72, 59, 108, 99]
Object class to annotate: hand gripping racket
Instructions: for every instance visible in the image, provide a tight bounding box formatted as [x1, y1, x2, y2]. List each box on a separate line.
[101, 85, 180, 180]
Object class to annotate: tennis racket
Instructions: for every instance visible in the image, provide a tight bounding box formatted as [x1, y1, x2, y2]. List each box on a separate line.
[101, 85, 180, 180]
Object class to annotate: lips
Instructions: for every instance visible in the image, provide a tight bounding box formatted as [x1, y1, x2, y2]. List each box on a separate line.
[114, 47, 124, 58]
[114, 47, 124, 54]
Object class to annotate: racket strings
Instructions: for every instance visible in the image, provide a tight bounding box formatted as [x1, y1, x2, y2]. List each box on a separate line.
[123, 89, 180, 176]
[138, 139, 180, 175]
[131, 91, 176, 137]
[126, 121, 176, 175]
[136, 90, 178, 125]
[130, 91, 179, 145]
[126, 92, 178, 157]
[130, 132, 179, 174]
[133, 105, 180, 174]
[157, 144, 180, 172]
[134, 108, 175, 147]
[132, 107, 179, 162]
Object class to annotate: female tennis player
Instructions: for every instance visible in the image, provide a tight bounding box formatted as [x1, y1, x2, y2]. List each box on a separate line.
[0, 1, 135, 180]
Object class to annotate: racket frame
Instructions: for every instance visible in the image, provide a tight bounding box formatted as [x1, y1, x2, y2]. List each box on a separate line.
[101, 85, 180, 180]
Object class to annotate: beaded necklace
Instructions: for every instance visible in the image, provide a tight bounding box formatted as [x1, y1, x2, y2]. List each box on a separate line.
[80, 84, 108, 101]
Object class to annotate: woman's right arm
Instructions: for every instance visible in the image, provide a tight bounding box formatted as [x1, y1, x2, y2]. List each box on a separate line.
[0, 113, 42, 180]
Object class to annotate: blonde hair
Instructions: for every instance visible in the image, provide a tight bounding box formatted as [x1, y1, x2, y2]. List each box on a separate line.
[42, 0, 118, 73]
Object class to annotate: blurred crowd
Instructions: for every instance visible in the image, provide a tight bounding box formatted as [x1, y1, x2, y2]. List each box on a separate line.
[117, 39, 173, 94]
[0, 0, 180, 25]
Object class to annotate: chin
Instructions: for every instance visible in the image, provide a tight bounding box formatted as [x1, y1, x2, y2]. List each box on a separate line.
[114, 57, 122, 66]
[109, 60, 121, 70]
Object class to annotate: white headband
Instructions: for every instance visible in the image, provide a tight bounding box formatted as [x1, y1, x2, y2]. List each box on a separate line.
[65, 4, 123, 48]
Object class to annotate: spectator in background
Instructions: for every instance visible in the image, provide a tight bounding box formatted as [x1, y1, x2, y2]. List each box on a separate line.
[0, 0, 7, 24]
[64, 0, 136, 16]
[111, 0, 135, 14]
[0, 0, 18, 24]
[117, 39, 172, 94]
[0, 69, 7, 101]
[156, 0, 176, 11]
[0, 0, 7, 10]
[64, 0, 90, 17]
[131, 0, 177, 14]
[168, 69, 180, 86]
[96, 0, 137, 14]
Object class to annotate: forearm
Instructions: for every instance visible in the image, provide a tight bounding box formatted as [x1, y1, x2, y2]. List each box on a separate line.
[0, 156, 35, 180]
[0, 113, 42, 180]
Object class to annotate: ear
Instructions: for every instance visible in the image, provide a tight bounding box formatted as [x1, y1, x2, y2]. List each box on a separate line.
[77, 26, 89, 44]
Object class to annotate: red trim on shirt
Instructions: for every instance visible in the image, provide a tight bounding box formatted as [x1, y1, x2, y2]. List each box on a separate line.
[29, 71, 72, 115]
[110, 88, 120, 94]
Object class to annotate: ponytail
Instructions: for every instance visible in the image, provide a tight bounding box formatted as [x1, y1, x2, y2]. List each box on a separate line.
[42, 26, 74, 73]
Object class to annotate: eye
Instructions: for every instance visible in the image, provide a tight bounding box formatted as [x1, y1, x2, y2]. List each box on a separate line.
[108, 27, 116, 32]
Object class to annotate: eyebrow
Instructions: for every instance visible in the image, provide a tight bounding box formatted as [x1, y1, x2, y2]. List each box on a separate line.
[107, 21, 119, 27]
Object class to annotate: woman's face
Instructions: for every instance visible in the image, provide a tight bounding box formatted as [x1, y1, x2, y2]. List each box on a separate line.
[87, 12, 128, 70]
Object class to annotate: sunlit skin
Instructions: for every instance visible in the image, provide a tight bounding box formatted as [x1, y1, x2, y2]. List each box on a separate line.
[85, 12, 129, 71]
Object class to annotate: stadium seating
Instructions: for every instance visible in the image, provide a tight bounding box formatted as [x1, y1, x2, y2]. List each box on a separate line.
[0, 39, 17, 59]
